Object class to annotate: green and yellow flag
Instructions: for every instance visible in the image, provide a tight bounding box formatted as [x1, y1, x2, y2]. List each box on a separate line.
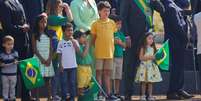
[133, 0, 153, 29]
[155, 40, 169, 71]
[19, 58, 44, 90]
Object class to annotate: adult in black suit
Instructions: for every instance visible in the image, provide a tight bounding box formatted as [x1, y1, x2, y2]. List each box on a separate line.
[0, 0, 32, 101]
[120, 0, 164, 100]
[160, 0, 193, 100]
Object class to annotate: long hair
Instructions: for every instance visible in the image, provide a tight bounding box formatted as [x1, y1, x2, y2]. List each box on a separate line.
[46, 0, 62, 15]
[138, 32, 157, 55]
[33, 13, 50, 41]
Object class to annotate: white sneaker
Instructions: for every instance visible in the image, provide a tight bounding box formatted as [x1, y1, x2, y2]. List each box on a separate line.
[147, 96, 155, 101]
[52, 95, 61, 101]
[98, 95, 106, 101]
[140, 96, 147, 101]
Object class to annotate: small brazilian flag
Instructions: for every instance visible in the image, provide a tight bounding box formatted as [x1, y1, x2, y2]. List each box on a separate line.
[155, 40, 169, 71]
[19, 58, 44, 90]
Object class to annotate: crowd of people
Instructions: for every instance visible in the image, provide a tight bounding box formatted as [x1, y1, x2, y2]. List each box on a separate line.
[0, 0, 201, 101]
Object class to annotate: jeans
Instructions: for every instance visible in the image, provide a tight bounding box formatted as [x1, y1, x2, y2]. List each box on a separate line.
[60, 68, 77, 101]
[51, 59, 61, 97]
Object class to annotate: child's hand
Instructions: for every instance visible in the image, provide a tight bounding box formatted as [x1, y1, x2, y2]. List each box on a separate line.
[41, 59, 46, 65]
[59, 65, 64, 73]
[14, 60, 19, 64]
[149, 55, 155, 60]
[63, 3, 70, 13]
[45, 60, 51, 67]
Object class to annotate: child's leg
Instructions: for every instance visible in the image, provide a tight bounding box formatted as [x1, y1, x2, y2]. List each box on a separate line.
[2, 75, 9, 100]
[60, 70, 68, 100]
[69, 68, 77, 101]
[147, 83, 153, 97]
[103, 59, 113, 95]
[114, 79, 120, 94]
[114, 58, 123, 95]
[141, 82, 146, 96]
[95, 59, 103, 94]
[9, 76, 17, 100]
[44, 77, 52, 100]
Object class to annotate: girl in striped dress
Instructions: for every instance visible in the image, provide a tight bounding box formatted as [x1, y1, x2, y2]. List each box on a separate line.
[32, 13, 55, 101]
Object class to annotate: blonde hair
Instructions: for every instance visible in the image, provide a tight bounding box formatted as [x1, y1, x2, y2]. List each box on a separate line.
[2, 35, 14, 44]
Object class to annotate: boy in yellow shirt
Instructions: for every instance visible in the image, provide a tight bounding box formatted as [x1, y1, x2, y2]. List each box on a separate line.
[91, 1, 118, 100]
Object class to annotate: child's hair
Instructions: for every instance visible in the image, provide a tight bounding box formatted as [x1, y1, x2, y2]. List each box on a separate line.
[62, 22, 73, 32]
[2, 35, 14, 44]
[46, 0, 62, 15]
[33, 13, 49, 41]
[139, 32, 157, 55]
[97, 1, 111, 11]
[109, 15, 121, 22]
[73, 30, 85, 39]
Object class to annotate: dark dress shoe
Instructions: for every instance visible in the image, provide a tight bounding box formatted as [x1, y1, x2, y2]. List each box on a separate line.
[177, 90, 194, 99]
[167, 92, 185, 100]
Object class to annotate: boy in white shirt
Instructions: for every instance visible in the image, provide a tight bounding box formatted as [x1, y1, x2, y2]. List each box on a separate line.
[57, 23, 79, 101]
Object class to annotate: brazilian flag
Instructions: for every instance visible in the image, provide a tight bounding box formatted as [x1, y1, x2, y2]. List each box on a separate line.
[155, 40, 169, 71]
[19, 58, 44, 90]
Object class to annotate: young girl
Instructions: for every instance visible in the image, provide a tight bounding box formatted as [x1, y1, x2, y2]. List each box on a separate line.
[135, 32, 162, 101]
[32, 13, 55, 101]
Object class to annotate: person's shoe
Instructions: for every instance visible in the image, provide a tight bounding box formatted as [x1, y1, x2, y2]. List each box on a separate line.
[98, 95, 106, 101]
[167, 92, 184, 100]
[177, 90, 194, 99]
[124, 95, 132, 101]
[114, 94, 124, 101]
[106, 94, 120, 101]
[52, 95, 61, 101]
[139, 96, 146, 101]
[147, 96, 155, 101]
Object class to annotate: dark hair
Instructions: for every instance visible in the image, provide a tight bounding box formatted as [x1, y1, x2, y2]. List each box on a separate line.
[138, 32, 157, 55]
[109, 15, 121, 22]
[73, 30, 85, 39]
[2, 35, 14, 44]
[62, 22, 73, 32]
[97, 1, 111, 11]
[33, 13, 49, 41]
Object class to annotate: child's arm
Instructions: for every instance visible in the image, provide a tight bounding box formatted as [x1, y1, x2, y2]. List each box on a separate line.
[139, 48, 155, 61]
[81, 41, 90, 57]
[58, 53, 63, 72]
[63, 3, 73, 22]
[32, 34, 46, 64]
[115, 38, 126, 48]
[71, 38, 80, 53]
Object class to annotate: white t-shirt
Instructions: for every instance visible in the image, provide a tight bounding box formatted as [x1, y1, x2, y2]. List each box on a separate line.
[194, 12, 201, 55]
[57, 39, 78, 69]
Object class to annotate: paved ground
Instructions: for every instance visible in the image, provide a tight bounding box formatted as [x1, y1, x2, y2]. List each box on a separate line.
[1, 95, 201, 101]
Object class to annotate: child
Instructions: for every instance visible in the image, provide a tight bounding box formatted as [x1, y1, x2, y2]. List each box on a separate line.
[91, 1, 118, 100]
[135, 32, 162, 101]
[57, 23, 79, 101]
[46, 1, 73, 100]
[32, 13, 55, 101]
[0, 35, 18, 101]
[73, 30, 92, 96]
[110, 15, 126, 100]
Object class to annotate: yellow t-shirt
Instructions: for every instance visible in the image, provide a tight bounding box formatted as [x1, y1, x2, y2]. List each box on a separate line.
[91, 19, 117, 59]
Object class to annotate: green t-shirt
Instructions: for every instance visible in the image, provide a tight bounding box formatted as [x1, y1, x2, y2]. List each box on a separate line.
[76, 44, 92, 65]
[114, 31, 126, 57]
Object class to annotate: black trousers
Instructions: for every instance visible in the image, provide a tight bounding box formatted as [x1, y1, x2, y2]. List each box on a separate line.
[196, 54, 201, 92]
[168, 39, 185, 93]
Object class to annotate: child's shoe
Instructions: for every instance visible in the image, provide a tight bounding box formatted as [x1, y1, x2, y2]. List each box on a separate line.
[147, 96, 155, 101]
[140, 95, 147, 101]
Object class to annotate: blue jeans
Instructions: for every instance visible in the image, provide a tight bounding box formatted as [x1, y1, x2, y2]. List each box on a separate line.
[51, 59, 61, 97]
[60, 68, 77, 100]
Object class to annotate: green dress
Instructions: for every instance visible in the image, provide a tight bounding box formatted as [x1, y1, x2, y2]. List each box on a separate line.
[135, 47, 162, 83]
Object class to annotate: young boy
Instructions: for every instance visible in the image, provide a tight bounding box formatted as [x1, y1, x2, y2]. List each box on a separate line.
[57, 23, 79, 101]
[110, 15, 126, 100]
[91, 1, 118, 100]
[73, 30, 92, 96]
[0, 35, 18, 101]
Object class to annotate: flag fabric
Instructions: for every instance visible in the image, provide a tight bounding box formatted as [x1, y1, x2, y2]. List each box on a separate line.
[155, 40, 169, 71]
[19, 58, 44, 90]
[78, 77, 99, 101]
[133, 0, 153, 29]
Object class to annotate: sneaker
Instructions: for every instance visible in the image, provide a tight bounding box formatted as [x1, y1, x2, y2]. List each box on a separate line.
[52, 95, 61, 101]
[140, 96, 146, 101]
[147, 96, 155, 101]
[98, 95, 106, 101]
[106, 94, 120, 101]
[114, 94, 124, 101]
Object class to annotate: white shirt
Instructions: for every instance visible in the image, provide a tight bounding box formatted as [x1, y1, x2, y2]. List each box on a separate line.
[57, 39, 78, 69]
[194, 12, 201, 54]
